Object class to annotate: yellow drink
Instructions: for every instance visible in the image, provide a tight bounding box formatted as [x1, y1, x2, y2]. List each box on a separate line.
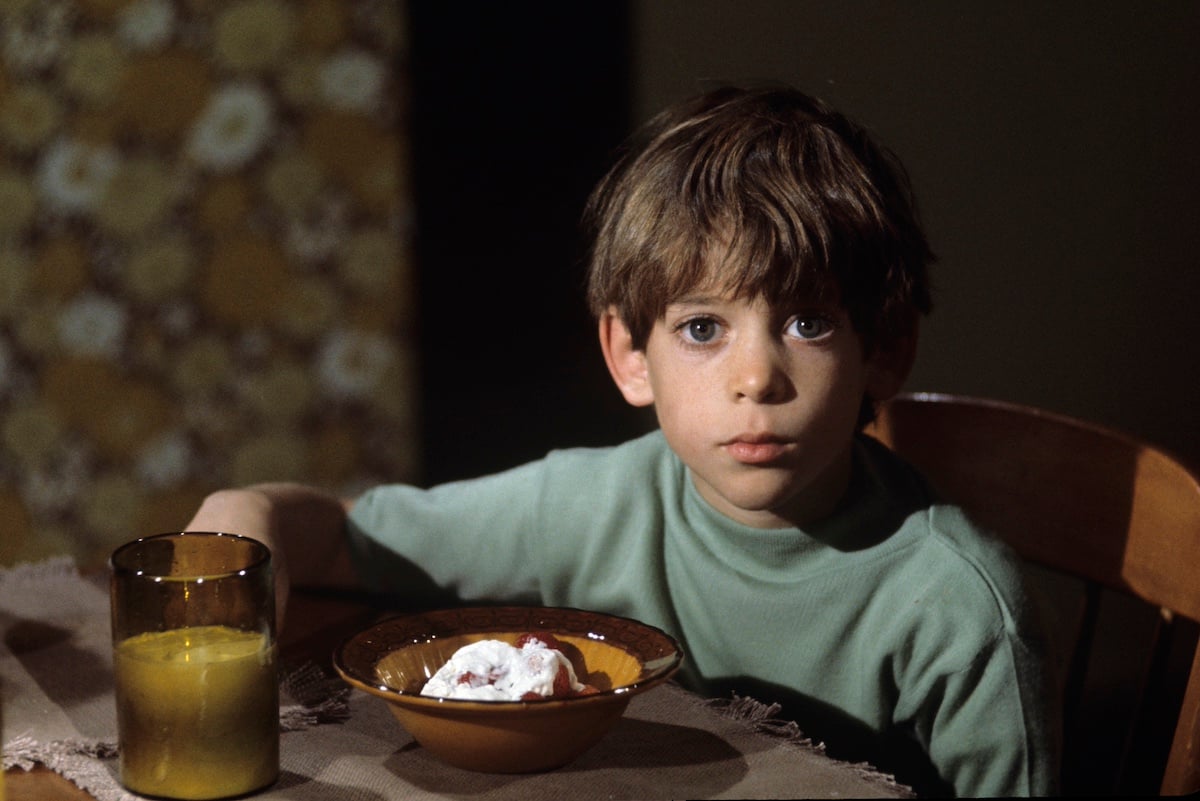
[114, 626, 278, 800]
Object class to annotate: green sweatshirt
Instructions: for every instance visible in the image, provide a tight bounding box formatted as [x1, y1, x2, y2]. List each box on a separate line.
[347, 430, 1059, 796]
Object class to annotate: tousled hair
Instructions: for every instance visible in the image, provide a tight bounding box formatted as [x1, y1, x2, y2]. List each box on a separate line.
[584, 85, 934, 353]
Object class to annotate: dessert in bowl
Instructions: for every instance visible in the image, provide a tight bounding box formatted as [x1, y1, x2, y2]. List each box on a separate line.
[333, 605, 683, 773]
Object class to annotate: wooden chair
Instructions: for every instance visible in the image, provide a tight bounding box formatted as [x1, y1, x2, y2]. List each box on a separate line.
[865, 392, 1200, 796]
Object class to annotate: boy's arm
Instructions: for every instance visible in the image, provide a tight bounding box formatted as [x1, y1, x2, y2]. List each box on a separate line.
[185, 482, 360, 626]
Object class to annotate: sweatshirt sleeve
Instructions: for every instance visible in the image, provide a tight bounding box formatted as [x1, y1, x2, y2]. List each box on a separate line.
[892, 507, 1061, 797]
[914, 629, 1060, 796]
[344, 458, 551, 607]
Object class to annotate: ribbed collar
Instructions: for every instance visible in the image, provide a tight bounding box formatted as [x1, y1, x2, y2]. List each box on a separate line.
[674, 435, 930, 581]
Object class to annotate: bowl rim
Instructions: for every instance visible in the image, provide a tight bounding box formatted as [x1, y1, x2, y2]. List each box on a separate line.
[333, 604, 684, 709]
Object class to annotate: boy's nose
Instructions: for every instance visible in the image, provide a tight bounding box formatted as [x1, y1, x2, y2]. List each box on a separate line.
[728, 338, 791, 403]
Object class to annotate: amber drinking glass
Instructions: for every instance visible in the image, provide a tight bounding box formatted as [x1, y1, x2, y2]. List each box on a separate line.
[110, 532, 279, 800]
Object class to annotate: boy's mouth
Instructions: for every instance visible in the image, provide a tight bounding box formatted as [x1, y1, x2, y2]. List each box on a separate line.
[723, 434, 791, 465]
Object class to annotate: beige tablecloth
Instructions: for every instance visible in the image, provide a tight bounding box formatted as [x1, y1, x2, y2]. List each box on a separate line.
[1, 558, 913, 800]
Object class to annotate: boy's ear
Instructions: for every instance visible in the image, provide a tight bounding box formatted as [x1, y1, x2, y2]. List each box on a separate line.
[865, 325, 919, 403]
[598, 308, 655, 407]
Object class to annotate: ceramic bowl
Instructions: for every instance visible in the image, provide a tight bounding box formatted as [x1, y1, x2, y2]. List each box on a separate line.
[333, 605, 683, 773]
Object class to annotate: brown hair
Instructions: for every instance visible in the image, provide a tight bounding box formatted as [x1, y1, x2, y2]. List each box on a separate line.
[584, 85, 934, 353]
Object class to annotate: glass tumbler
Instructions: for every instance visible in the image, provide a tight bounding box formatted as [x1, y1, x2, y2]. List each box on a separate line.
[110, 532, 279, 800]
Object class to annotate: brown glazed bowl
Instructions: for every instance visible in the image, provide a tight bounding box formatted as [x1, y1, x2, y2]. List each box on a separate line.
[333, 606, 683, 773]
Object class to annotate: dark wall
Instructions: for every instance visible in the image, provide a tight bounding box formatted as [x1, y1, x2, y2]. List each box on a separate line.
[408, 3, 650, 484]
[632, 1, 1200, 470]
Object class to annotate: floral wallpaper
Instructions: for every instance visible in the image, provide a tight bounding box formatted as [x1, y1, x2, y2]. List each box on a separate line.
[0, 0, 418, 569]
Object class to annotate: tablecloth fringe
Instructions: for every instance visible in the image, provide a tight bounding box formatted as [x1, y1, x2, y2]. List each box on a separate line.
[3, 734, 140, 801]
[704, 692, 917, 799]
[2, 733, 116, 771]
[705, 693, 820, 749]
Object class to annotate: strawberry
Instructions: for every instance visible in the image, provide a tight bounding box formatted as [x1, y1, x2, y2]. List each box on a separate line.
[552, 664, 574, 697]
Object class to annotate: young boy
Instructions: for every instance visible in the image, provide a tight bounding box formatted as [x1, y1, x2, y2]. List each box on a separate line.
[187, 86, 1058, 796]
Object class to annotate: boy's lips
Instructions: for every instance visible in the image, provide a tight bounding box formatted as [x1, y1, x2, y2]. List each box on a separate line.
[722, 433, 792, 464]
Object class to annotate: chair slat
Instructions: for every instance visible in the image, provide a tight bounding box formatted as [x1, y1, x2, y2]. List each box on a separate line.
[1163, 643, 1200, 795]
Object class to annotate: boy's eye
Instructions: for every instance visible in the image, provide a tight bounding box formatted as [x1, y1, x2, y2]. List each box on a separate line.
[786, 316, 834, 341]
[679, 317, 723, 344]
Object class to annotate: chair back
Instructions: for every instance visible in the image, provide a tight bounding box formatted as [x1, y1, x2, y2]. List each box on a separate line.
[866, 392, 1200, 796]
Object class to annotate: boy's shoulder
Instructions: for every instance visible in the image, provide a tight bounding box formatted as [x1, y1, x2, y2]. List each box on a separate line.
[857, 434, 1032, 616]
[533, 429, 684, 504]
[858, 433, 1001, 550]
[543, 429, 677, 473]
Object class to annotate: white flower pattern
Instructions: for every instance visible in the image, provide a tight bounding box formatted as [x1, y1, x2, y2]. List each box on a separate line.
[117, 0, 176, 51]
[56, 292, 128, 359]
[320, 49, 387, 112]
[36, 139, 120, 214]
[187, 83, 275, 171]
[317, 329, 396, 400]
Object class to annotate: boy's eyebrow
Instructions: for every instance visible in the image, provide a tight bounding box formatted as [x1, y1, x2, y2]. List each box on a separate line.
[666, 293, 729, 307]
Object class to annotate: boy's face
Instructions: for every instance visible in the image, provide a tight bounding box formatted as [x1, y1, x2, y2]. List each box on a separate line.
[601, 290, 908, 529]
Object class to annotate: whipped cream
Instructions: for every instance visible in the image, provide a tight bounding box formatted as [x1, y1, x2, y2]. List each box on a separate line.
[420, 636, 585, 701]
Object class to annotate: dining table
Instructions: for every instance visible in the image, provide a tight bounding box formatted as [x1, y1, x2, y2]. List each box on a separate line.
[2, 557, 914, 800]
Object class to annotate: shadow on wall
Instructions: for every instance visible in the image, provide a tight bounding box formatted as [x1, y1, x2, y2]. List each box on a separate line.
[0, 0, 420, 569]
